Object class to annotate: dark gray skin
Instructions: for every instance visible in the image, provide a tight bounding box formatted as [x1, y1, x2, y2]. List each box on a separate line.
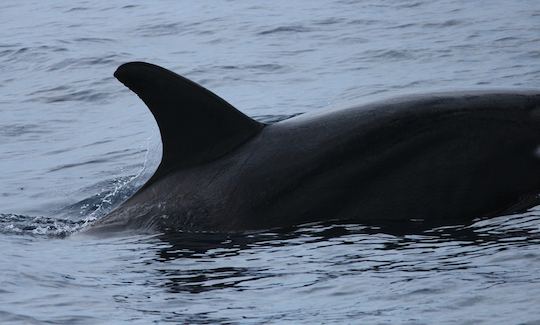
[86, 62, 540, 234]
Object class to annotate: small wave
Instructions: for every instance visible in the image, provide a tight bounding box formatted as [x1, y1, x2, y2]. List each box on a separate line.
[361, 49, 415, 61]
[422, 19, 464, 28]
[216, 63, 287, 73]
[28, 85, 70, 96]
[0, 43, 20, 48]
[27, 79, 114, 104]
[0, 124, 51, 138]
[388, 23, 417, 29]
[524, 51, 540, 59]
[0, 311, 44, 324]
[136, 19, 214, 37]
[0, 45, 68, 64]
[46, 55, 120, 71]
[35, 89, 112, 104]
[48, 158, 110, 173]
[254, 113, 302, 124]
[0, 49, 15, 57]
[136, 22, 184, 37]
[73, 37, 115, 43]
[313, 18, 344, 26]
[258, 25, 312, 35]
[397, 1, 424, 8]
[64, 7, 89, 13]
[69, 139, 113, 151]
[494, 36, 521, 42]
[347, 19, 379, 26]
[0, 214, 84, 237]
[245, 63, 286, 72]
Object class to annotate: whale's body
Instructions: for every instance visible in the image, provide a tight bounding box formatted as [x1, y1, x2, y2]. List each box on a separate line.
[87, 62, 540, 233]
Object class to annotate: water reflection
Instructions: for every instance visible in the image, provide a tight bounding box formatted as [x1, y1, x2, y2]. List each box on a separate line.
[149, 212, 540, 296]
[154, 231, 287, 294]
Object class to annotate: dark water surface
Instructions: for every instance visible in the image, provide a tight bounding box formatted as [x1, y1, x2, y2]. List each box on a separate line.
[1, 0, 540, 323]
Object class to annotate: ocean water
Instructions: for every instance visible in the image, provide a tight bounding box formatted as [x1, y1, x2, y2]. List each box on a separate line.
[1, 0, 540, 323]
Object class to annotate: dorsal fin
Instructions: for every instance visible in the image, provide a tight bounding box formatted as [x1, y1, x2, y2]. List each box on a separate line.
[114, 62, 264, 186]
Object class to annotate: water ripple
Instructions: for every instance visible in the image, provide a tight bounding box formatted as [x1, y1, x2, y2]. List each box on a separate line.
[64, 7, 89, 13]
[422, 19, 464, 28]
[0, 124, 51, 138]
[32, 89, 112, 104]
[72, 37, 115, 43]
[258, 25, 312, 35]
[46, 55, 121, 71]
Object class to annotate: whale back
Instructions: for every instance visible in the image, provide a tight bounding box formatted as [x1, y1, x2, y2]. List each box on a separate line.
[114, 62, 264, 188]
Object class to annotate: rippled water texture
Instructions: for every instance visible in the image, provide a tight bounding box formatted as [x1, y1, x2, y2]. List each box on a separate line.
[1, 0, 540, 323]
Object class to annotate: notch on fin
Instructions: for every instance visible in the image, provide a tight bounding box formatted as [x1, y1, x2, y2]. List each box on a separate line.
[114, 62, 264, 186]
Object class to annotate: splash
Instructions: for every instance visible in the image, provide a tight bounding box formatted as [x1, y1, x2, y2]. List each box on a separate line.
[0, 137, 158, 237]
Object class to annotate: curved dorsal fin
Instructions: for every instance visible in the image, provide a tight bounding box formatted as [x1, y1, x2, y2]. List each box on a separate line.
[114, 62, 264, 186]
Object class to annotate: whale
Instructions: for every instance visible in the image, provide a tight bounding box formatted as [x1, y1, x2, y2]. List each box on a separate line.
[85, 62, 540, 234]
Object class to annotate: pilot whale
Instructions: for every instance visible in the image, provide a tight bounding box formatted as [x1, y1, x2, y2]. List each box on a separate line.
[86, 62, 540, 234]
